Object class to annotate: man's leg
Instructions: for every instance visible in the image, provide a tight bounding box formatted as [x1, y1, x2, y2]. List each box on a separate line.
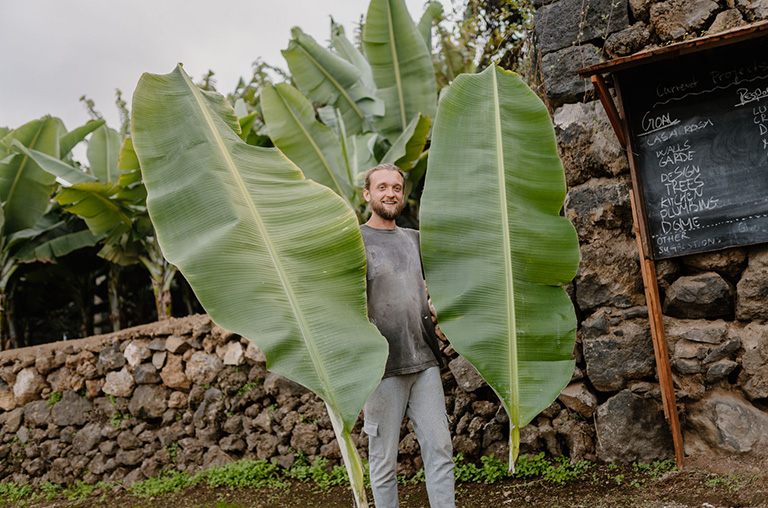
[406, 367, 455, 508]
[364, 375, 409, 508]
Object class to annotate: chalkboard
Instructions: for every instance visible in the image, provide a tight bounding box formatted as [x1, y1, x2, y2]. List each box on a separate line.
[619, 36, 768, 259]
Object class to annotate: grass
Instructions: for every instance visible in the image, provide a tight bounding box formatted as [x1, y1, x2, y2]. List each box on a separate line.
[0, 454, 685, 506]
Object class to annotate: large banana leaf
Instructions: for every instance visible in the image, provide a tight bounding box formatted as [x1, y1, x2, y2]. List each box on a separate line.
[363, 0, 437, 142]
[87, 124, 122, 182]
[0, 117, 61, 234]
[417, 1, 444, 51]
[59, 119, 104, 159]
[131, 65, 388, 508]
[261, 82, 355, 207]
[420, 66, 580, 472]
[380, 113, 431, 173]
[283, 27, 382, 136]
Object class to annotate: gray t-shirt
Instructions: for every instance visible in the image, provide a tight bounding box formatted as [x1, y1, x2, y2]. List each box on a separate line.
[360, 225, 440, 377]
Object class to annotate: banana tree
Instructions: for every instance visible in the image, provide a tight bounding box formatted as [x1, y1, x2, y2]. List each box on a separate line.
[420, 66, 580, 472]
[25, 130, 178, 323]
[131, 64, 388, 508]
[0, 117, 103, 348]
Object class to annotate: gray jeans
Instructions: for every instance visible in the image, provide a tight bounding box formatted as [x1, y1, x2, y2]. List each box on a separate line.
[363, 366, 455, 508]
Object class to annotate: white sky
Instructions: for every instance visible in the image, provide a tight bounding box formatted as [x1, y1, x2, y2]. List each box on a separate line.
[0, 0, 454, 133]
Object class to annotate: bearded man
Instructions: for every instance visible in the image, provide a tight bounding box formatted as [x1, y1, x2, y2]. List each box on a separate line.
[360, 163, 455, 508]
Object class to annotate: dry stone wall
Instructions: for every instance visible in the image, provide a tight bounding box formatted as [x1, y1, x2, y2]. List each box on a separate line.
[535, 0, 768, 464]
[0, 315, 531, 487]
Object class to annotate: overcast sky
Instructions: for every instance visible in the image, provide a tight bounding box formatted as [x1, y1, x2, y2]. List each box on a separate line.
[0, 0, 453, 133]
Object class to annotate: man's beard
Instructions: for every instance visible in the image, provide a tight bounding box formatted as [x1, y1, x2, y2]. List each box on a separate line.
[371, 199, 405, 220]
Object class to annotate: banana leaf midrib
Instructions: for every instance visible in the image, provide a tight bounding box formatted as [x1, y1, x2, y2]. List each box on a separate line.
[294, 43, 365, 120]
[271, 85, 350, 207]
[179, 70, 340, 411]
[492, 68, 520, 429]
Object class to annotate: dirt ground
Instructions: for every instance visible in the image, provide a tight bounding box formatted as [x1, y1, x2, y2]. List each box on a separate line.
[9, 455, 768, 508]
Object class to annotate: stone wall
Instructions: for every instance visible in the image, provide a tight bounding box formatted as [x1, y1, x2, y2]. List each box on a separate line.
[0, 315, 527, 486]
[535, 0, 768, 463]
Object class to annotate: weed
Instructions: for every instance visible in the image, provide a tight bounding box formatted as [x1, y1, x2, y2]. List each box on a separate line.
[62, 480, 112, 502]
[236, 381, 260, 396]
[165, 442, 179, 463]
[46, 391, 63, 407]
[106, 394, 117, 405]
[632, 459, 676, 479]
[110, 410, 129, 427]
[39, 481, 63, 501]
[287, 454, 348, 491]
[130, 469, 202, 497]
[705, 473, 750, 493]
[0, 482, 34, 503]
[205, 459, 286, 490]
[453, 453, 511, 484]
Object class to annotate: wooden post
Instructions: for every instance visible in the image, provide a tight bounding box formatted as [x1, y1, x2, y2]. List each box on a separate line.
[629, 192, 685, 468]
[588, 74, 685, 467]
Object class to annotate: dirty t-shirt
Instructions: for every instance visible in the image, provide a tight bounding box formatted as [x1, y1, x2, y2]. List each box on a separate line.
[360, 224, 439, 377]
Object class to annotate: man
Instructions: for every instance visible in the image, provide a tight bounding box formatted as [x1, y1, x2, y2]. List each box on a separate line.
[360, 163, 455, 508]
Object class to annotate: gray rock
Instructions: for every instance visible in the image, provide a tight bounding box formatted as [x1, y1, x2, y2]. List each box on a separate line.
[152, 351, 167, 370]
[604, 22, 651, 58]
[103, 367, 135, 398]
[736, 247, 768, 323]
[583, 312, 655, 391]
[34, 350, 57, 376]
[534, 0, 629, 55]
[541, 45, 602, 108]
[686, 390, 768, 455]
[682, 249, 747, 281]
[558, 382, 598, 418]
[650, 0, 719, 42]
[73, 423, 103, 454]
[554, 101, 629, 187]
[245, 342, 267, 363]
[23, 401, 51, 428]
[708, 9, 745, 33]
[565, 178, 632, 243]
[128, 384, 168, 419]
[264, 372, 309, 403]
[116, 448, 144, 466]
[705, 360, 738, 384]
[703, 339, 741, 364]
[97, 343, 126, 373]
[595, 390, 675, 462]
[291, 422, 320, 455]
[124, 341, 151, 367]
[665, 318, 728, 347]
[13, 368, 46, 406]
[51, 390, 91, 427]
[575, 232, 645, 311]
[221, 342, 245, 366]
[739, 322, 768, 399]
[734, 0, 768, 18]
[133, 364, 161, 384]
[185, 352, 223, 386]
[629, 0, 655, 20]
[166, 335, 191, 354]
[148, 338, 166, 351]
[664, 272, 734, 319]
[255, 434, 280, 460]
[449, 356, 486, 393]
[202, 446, 232, 469]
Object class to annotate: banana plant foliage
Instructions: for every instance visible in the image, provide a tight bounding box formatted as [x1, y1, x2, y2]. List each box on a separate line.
[363, 0, 437, 143]
[420, 66, 580, 472]
[131, 64, 388, 508]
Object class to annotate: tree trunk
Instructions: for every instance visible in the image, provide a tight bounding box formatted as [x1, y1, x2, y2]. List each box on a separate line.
[108, 265, 122, 331]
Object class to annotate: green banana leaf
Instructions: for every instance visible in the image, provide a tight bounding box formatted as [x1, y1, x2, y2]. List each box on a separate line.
[283, 27, 382, 136]
[380, 113, 431, 173]
[59, 119, 104, 159]
[363, 0, 437, 142]
[131, 64, 388, 508]
[55, 182, 133, 235]
[417, 1, 444, 51]
[12, 141, 97, 185]
[330, 20, 377, 93]
[0, 117, 61, 234]
[14, 220, 103, 262]
[420, 65, 580, 472]
[88, 124, 122, 182]
[261, 82, 355, 207]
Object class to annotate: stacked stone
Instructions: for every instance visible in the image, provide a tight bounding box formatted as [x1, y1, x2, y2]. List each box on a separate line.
[533, 0, 768, 463]
[0, 315, 524, 486]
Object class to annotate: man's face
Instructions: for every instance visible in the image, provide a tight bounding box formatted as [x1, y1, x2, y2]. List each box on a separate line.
[364, 169, 405, 220]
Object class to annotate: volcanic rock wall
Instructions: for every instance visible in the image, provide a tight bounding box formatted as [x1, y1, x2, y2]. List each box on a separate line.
[536, 0, 768, 463]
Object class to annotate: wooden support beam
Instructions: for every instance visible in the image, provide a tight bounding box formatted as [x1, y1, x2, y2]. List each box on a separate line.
[629, 192, 685, 468]
[590, 74, 626, 149]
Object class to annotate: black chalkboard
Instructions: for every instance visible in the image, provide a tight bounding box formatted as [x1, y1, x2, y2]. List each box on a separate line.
[619, 36, 768, 259]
